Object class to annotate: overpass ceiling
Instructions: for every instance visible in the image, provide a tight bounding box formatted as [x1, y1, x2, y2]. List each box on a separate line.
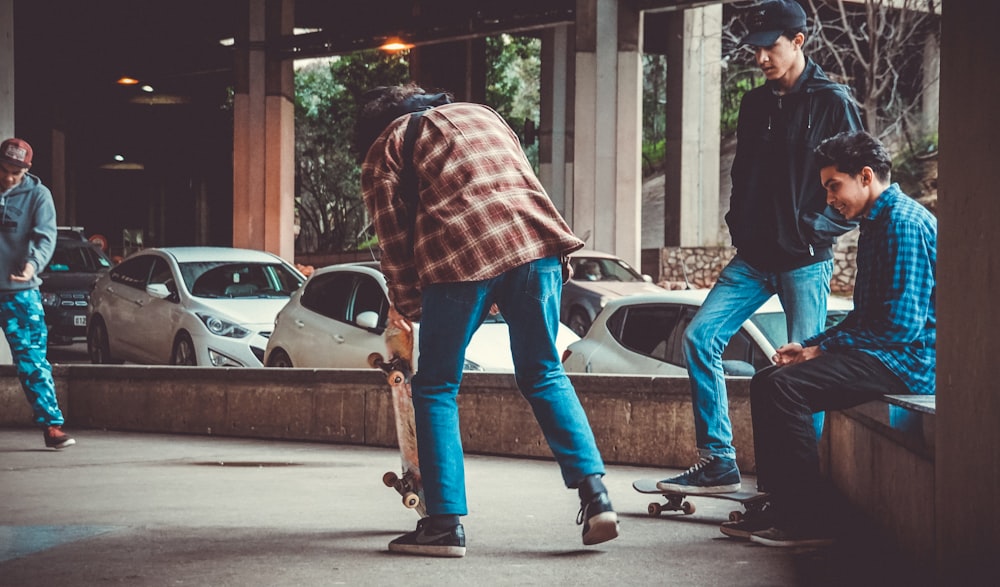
[12, 0, 715, 165]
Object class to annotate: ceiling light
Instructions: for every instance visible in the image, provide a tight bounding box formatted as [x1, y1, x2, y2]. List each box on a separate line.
[117, 76, 140, 85]
[379, 37, 413, 52]
[113, 154, 125, 162]
[140, 85, 154, 93]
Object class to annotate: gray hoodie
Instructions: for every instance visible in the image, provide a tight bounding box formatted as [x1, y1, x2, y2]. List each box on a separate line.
[0, 172, 57, 292]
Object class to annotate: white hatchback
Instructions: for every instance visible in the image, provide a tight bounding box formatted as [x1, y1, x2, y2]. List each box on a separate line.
[264, 262, 580, 372]
[87, 247, 305, 367]
[561, 289, 853, 376]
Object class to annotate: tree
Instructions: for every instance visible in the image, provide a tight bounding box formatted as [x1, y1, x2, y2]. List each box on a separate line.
[293, 51, 409, 253]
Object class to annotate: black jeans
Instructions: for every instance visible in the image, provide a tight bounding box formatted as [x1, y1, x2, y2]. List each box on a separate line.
[750, 350, 908, 527]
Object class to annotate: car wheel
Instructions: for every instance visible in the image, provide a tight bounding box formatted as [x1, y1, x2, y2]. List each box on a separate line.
[170, 332, 197, 366]
[87, 316, 122, 364]
[266, 349, 293, 368]
[568, 309, 591, 337]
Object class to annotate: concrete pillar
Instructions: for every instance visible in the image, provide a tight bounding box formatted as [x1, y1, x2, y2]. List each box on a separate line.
[663, 5, 721, 247]
[573, 0, 643, 267]
[232, 0, 295, 261]
[538, 25, 574, 217]
[0, 0, 13, 141]
[935, 2, 1000, 582]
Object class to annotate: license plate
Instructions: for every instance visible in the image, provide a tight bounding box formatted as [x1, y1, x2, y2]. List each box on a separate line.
[74, 315, 87, 327]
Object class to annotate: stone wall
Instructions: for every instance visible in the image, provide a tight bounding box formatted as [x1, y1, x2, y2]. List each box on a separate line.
[652, 235, 859, 295]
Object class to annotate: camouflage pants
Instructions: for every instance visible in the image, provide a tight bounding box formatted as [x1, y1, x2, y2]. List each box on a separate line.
[1, 289, 62, 426]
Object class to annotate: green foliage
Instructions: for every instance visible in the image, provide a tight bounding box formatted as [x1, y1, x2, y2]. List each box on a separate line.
[293, 51, 409, 253]
[486, 34, 541, 169]
[721, 68, 761, 135]
[892, 133, 938, 201]
[642, 139, 666, 177]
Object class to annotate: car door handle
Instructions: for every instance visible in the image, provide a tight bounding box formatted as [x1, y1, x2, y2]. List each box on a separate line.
[333, 334, 345, 344]
[294, 319, 305, 328]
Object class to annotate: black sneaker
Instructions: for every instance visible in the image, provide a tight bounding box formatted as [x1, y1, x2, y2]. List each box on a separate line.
[656, 456, 740, 494]
[749, 526, 834, 548]
[43, 426, 76, 449]
[388, 518, 466, 558]
[577, 492, 620, 546]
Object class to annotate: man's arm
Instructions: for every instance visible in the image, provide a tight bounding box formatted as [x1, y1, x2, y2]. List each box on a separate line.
[361, 140, 423, 320]
[810, 220, 934, 352]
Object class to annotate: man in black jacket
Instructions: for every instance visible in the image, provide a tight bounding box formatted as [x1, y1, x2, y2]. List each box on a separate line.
[658, 0, 862, 496]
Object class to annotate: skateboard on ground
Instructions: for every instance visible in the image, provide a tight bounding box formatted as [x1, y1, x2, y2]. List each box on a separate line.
[368, 322, 426, 517]
[632, 479, 768, 521]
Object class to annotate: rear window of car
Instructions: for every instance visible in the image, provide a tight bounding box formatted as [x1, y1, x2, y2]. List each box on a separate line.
[183, 262, 303, 298]
[44, 241, 112, 273]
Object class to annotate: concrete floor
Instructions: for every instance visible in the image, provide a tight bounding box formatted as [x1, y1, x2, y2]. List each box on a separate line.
[1, 428, 923, 586]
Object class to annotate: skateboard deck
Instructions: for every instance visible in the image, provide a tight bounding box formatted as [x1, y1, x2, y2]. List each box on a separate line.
[368, 323, 426, 518]
[632, 479, 768, 520]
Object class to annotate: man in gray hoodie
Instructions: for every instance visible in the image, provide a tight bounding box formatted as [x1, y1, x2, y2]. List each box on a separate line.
[0, 137, 74, 449]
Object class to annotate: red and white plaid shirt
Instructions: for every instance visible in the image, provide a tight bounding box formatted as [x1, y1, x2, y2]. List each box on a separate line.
[362, 102, 583, 319]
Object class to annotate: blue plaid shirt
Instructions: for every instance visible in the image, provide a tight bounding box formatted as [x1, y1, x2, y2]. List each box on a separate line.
[805, 184, 936, 394]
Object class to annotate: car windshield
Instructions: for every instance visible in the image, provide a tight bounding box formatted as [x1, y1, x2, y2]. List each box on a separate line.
[570, 257, 643, 283]
[749, 310, 852, 349]
[181, 262, 303, 298]
[44, 242, 112, 273]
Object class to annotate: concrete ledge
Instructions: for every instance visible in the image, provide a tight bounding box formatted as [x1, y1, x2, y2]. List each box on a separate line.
[0, 365, 755, 471]
[829, 397, 935, 562]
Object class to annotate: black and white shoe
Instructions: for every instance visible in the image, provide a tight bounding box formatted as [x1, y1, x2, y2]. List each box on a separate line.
[577, 492, 620, 546]
[388, 518, 466, 558]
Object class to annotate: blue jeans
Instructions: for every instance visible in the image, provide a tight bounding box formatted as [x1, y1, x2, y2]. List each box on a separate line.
[412, 256, 606, 516]
[0, 289, 63, 426]
[682, 256, 833, 459]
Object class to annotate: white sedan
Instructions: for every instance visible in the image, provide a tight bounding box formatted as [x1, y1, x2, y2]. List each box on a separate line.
[264, 262, 580, 372]
[87, 247, 305, 367]
[561, 289, 853, 376]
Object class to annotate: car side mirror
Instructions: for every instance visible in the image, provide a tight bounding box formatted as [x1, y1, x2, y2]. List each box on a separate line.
[356, 311, 383, 332]
[642, 274, 653, 283]
[146, 283, 172, 300]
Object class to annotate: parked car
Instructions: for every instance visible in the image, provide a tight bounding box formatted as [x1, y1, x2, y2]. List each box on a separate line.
[87, 247, 305, 367]
[264, 262, 580, 372]
[39, 236, 114, 344]
[561, 289, 853, 376]
[560, 249, 665, 336]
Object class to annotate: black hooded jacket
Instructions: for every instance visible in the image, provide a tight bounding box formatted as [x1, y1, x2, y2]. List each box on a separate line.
[726, 57, 863, 272]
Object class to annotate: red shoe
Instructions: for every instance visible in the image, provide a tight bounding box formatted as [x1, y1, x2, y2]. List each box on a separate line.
[43, 425, 76, 449]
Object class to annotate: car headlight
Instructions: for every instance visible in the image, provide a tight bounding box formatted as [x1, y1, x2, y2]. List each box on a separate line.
[41, 292, 60, 307]
[463, 358, 485, 372]
[196, 313, 251, 338]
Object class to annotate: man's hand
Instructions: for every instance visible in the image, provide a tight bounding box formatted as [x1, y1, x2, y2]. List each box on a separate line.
[773, 342, 822, 366]
[388, 305, 413, 333]
[10, 262, 35, 283]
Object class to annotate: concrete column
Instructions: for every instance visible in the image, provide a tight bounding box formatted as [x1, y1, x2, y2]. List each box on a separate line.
[538, 25, 574, 217]
[573, 0, 642, 267]
[663, 5, 721, 247]
[935, 2, 1000, 582]
[0, 0, 13, 140]
[232, 0, 295, 261]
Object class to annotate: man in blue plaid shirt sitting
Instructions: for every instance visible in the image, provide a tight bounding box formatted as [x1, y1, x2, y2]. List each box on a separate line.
[722, 130, 937, 547]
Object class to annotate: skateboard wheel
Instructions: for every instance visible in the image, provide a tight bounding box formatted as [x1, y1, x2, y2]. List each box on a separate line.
[388, 370, 405, 386]
[382, 471, 399, 487]
[367, 352, 384, 369]
[729, 510, 744, 522]
[403, 493, 420, 509]
[647, 502, 663, 517]
[681, 501, 695, 515]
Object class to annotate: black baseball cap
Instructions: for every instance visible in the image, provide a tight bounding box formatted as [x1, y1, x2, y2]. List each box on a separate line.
[740, 0, 808, 47]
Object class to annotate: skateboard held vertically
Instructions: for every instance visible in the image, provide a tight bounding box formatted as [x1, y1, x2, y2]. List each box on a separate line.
[368, 322, 426, 517]
[632, 479, 768, 521]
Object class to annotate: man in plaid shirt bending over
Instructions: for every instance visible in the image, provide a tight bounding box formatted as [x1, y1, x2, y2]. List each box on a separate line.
[722, 130, 936, 547]
[355, 84, 619, 558]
